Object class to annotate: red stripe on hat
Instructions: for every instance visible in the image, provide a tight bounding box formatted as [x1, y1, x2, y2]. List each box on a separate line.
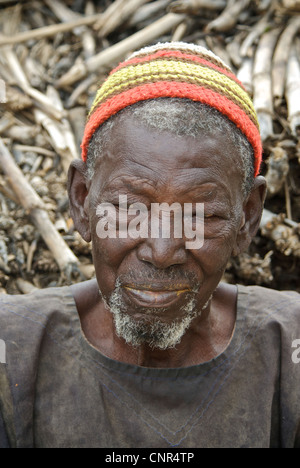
[81, 81, 262, 176]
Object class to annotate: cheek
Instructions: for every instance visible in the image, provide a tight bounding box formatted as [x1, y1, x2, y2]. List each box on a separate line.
[91, 235, 140, 295]
[191, 232, 237, 276]
[92, 236, 137, 266]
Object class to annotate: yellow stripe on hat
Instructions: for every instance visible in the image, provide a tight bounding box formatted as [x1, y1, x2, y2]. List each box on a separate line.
[89, 60, 258, 126]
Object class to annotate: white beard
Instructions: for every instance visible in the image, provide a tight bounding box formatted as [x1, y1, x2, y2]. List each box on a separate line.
[102, 279, 209, 350]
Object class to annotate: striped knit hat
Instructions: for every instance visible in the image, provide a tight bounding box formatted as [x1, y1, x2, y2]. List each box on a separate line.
[81, 42, 262, 176]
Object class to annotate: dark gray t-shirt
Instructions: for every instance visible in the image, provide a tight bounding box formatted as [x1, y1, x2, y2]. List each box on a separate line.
[0, 284, 299, 448]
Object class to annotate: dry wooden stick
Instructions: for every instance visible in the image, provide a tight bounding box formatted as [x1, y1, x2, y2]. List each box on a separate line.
[12, 145, 56, 158]
[226, 34, 244, 68]
[56, 12, 186, 88]
[93, 0, 127, 30]
[272, 15, 300, 104]
[4, 124, 39, 146]
[205, 35, 231, 66]
[0, 138, 80, 273]
[44, 0, 96, 59]
[0, 0, 26, 3]
[26, 238, 38, 273]
[33, 109, 74, 174]
[0, 178, 19, 205]
[172, 20, 189, 42]
[169, 0, 226, 14]
[65, 74, 97, 109]
[3, 85, 32, 113]
[234, 251, 274, 285]
[0, 13, 103, 47]
[281, 0, 300, 11]
[1, 46, 65, 121]
[285, 44, 300, 136]
[265, 146, 290, 197]
[240, 7, 274, 58]
[260, 209, 300, 258]
[0, 113, 15, 135]
[98, 0, 151, 38]
[256, 0, 272, 12]
[284, 178, 293, 220]
[252, 28, 281, 141]
[43, 0, 82, 23]
[2, 47, 78, 171]
[237, 57, 254, 95]
[129, 0, 171, 27]
[46, 85, 80, 160]
[205, 0, 251, 33]
[16, 278, 38, 294]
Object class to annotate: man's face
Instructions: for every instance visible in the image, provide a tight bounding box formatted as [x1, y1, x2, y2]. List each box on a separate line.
[85, 115, 247, 349]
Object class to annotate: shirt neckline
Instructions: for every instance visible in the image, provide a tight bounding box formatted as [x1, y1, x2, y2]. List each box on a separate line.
[65, 283, 249, 378]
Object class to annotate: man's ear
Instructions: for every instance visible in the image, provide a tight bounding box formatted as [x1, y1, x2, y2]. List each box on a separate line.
[232, 176, 267, 257]
[67, 159, 91, 243]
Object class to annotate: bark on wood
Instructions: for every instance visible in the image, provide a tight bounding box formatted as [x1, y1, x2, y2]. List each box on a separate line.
[236, 57, 253, 95]
[205, 0, 251, 33]
[169, 0, 226, 14]
[56, 12, 186, 87]
[252, 28, 281, 141]
[0, 14, 103, 46]
[272, 16, 300, 103]
[0, 139, 80, 273]
[260, 209, 300, 258]
[281, 0, 300, 11]
[285, 44, 300, 136]
[265, 147, 290, 197]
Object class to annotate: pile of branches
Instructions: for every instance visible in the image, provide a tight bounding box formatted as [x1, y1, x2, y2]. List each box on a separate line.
[0, 0, 299, 294]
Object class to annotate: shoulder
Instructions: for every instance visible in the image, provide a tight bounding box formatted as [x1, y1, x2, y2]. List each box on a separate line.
[0, 286, 79, 394]
[237, 284, 300, 351]
[237, 284, 300, 318]
[0, 286, 77, 345]
[0, 286, 79, 447]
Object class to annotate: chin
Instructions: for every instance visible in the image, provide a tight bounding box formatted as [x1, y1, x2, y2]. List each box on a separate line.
[109, 289, 199, 350]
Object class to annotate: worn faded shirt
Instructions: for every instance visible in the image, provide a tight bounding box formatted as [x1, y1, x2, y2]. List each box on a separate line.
[0, 284, 299, 448]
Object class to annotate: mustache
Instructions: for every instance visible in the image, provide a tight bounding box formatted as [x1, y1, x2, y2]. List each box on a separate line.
[116, 267, 200, 293]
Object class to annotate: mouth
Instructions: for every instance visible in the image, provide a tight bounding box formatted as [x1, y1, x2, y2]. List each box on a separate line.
[122, 284, 192, 308]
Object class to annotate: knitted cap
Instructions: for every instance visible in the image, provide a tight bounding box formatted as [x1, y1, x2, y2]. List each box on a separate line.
[81, 42, 262, 176]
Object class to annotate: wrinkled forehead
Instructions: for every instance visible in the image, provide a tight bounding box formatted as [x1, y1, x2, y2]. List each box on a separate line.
[91, 113, 245, 200]
[91, 98, 246, 164]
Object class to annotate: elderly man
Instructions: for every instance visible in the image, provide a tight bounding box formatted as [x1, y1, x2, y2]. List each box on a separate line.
[0, 42, 299, 449]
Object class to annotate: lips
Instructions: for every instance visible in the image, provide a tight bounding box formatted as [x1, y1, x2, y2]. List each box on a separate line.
[123, 284, 191, 308]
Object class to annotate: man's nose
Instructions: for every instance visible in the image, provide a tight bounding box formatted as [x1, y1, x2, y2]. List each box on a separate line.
[137, 237, 187, 269]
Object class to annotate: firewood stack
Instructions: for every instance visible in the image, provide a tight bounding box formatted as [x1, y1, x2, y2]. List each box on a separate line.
[0, 0, 299, 294]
